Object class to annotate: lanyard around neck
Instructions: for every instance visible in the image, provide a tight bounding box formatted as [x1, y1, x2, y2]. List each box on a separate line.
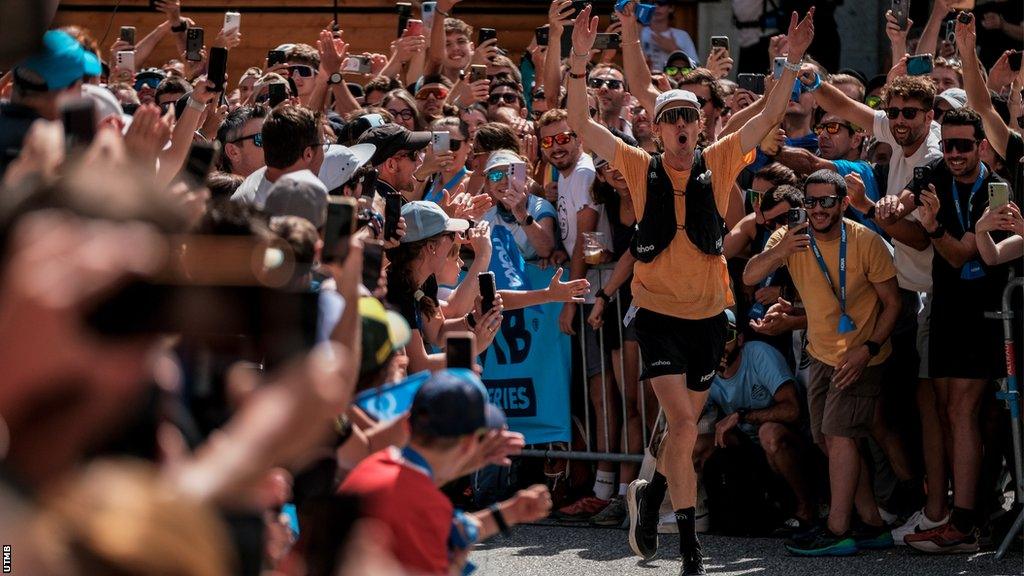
[808, 220, 854, 334]
[950, 164, 987, 234]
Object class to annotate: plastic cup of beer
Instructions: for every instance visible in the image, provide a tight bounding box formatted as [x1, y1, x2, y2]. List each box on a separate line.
[583, 231, 607, 265]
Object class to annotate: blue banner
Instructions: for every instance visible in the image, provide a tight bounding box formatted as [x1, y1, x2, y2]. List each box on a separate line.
[477, 227, 572, 445]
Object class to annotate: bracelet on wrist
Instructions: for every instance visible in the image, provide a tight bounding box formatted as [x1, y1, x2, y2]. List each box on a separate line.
[489, 503, 511, 536]
[438, 8, 451, 17]
[186, 96, 207, 111]
[571, 49, 590, 59]
[783, 59, 801, 72]
[568, 70, 587, 79]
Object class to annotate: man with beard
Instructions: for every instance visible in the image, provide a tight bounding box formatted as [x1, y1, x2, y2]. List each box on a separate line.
[588, 64, 632, 138]
[708, 310, 815, 530]
[808, 73, 946, 541]
[892, 108, 1010, 553]
[567, 6, 816, 574]
[745, 170, 901, 556]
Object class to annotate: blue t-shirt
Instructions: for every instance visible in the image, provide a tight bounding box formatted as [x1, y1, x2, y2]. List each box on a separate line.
[710, 341, 795, 438]
[833, 159, 885, 237]
[482, 195, 557, 261]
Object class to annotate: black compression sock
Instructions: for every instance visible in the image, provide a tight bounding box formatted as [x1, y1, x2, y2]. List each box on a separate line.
[949, 506, 975, 534]
[676, 507, 699, 554]
[648, 471, 668, 508]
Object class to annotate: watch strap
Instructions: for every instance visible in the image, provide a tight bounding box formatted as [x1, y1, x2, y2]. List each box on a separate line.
[595, 289, 611, 303]
[865, 205, 876, 220]
[568, 70, 587, 79]
[928, 224, 945, 239]
[488, 503, 511, 536]
[521, 214, 535, 226]
[171, 21, 188, 33]
[865, 340, 882, 357]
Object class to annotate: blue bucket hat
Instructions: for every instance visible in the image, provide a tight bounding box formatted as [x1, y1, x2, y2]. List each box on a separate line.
[15, 30, 102, 91]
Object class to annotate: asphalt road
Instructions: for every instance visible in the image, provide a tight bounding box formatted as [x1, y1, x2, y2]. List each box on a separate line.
[472, 523, 1024, 576]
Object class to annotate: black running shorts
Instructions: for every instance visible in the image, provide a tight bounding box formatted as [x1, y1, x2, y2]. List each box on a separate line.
[633, 308, 728, 391]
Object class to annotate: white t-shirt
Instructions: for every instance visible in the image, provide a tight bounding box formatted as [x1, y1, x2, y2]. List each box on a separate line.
[731, 0, 767, 48]
[872, 111, 943, 292]
[231, 167, 274, 208]
[556, 153, 612, 302]
[641, 27, 699, 73]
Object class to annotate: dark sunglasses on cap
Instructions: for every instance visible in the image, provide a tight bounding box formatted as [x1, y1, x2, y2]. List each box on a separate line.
[488, 92, 519, 105]
[588, 78, 623, 90]
[387, 107, 416, 120]
[814, 121, 854, 136]
[231, 132, 263, 147]
[663, 66, 692, 77]
[886, 106, 928, 120]
[540, 131, 575, 149]
[940, 138, 979, 153]
[288, 65, 316, 78]
[416, 87, 449, 100]
[803, 195, 841, 209]
[656, 106, 700, 124]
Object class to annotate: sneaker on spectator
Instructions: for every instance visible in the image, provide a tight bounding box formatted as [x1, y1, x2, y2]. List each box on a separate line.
[773, 516, 815, 538]
[877, 506, 898, 525]
[784, 525, 858, 557]
[658, 510, 678, 534]
[891, 508, 949, 545]
[554, 495, 610, 521]
[626, 479, 659, 559]
[590, 497, 627, 526]
[851, 521, 894, 550]
[904, 522, 979, 554]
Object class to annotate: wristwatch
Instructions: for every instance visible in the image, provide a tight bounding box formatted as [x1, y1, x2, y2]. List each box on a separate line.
[595, 289, 612, 303]
[171, 21, 188, 33]
[519, 214, 535, 226]
[865, 340, 882, 357]
[736, 409, 749, 423]
[927, 224, 946, 239]
[327, 72, 344, 85]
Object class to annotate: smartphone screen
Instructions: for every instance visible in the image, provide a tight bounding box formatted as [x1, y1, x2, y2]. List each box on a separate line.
[361, 241, 385, 291]
[593, 33, 621, 51]
[397, 2, 413, 37]
[445, 333, 475, 369]
[737, 73, 765, 95]
[267, 50, 287, 67]
[62, 99, 97, 150]
[324, 197, 358, 263]
[710, 36, 730, 53]
[183, 141, 221, 186]
[479, 271, 497, 314]
[207, 47, 228, 92]
[906, 54, 934, 76]
[268, 83, 288, 107]
[535, 27, 550, 47]
[478, 28, 497, 46]
[120, 26, 136, 45]
[384, 192, 403, 241]
[1010, 51, 1023, 73]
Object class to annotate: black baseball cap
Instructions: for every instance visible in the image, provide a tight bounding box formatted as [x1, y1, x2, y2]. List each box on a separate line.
[357, 123, 431, 167]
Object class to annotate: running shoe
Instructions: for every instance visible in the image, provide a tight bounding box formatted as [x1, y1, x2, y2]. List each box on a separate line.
[626, 479, 659, 559]
[891, 508, 949, 546]
[784, 525, 858, 557]
[589, 497, 627, 526]
[904, 522, 979, 554]
[553, 496, 610, 521]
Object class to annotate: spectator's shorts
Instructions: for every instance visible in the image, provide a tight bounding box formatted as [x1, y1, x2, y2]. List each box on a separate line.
[634, 308, 728, 392]
[806, 356, 884, 444]
[916, 292, 931, 379]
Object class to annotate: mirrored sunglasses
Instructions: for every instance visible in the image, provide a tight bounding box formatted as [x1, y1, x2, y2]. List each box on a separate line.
[803, 195, 841, 209]
[540, 131, 575, 149]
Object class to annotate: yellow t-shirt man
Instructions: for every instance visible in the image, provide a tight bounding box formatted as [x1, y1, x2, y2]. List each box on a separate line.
[764, 219, 897, 367]
[611, 131, 755, 320]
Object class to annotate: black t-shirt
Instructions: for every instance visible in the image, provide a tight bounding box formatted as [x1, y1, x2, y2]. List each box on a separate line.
[926, 160, 1010, 308]
[976, 0, 1024, 68]
[0, 102, 43, 181]
[1006, 130, 1023, 202]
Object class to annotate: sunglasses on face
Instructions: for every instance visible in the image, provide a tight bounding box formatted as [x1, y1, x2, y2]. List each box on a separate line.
[747, 189, 763, 206]
[865, 95, 882, 109]
[486, 169, 508, 182]
[540, 131, 575, 149]
[933, 106, 950, 121]
[663, 66, 692, 77]
[814, 121, 853, 136]
[488, 92, 519, 105]
[450, 139, 464, 152]
[588, 78, 623, 90]
[656, 106, 700, 124]
[387, 108, 416, 120]
[941, 138, 979, 153]
[803, 195, 841, 209]
[231, 132, 263, 147]
[416, 87, 449, 100]
[532, 90, 545, 100]
[288, 65, 316, 78]
[886, 106, 928, 120]
[694, 95, 708, 108]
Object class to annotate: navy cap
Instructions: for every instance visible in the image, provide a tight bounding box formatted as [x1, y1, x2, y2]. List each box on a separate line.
[15, 30, 101, 91]
[410, 369, 506, 438]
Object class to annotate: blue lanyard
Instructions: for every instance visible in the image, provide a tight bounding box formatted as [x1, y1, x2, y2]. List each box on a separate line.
[950, 165, 987, 234]
[424, 167, 467, 204]
[400, 446, 434, 480]
[808, 220, 855, 334]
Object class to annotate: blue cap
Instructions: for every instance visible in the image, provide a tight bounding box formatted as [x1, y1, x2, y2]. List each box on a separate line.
[400, 200, 470, 243]
[410, 369, 506, 438]
[16, 30, 101, 91]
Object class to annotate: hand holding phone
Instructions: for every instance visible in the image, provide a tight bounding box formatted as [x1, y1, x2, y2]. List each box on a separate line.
[119, 26, 136, 46]
[431, 131, 451, 154]
[478, 272, 497, 314]
[445, 332, 476, 369]
[384, 192, 403, 241]
[787, 208, 808, 234]
[737, 73, 765, 95]
[988, 182, 1011, 209]
[186, 27, 204, 62]
[361, 240, 385, 291]
[710, 36, 730, 53]
[324, 197, 358, 263]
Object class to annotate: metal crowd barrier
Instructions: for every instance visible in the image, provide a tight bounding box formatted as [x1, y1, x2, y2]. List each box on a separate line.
[521, 264, 652, 464]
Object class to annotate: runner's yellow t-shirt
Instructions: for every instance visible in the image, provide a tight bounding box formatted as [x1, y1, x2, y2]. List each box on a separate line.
[611, 132, 754, 320]
[764, 219, 897, 367]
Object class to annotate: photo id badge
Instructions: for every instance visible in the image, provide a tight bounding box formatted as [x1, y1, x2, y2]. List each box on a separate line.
[748, 302, 766, 320]
[961, 260, 986, 280]
[838, 313, 856, 334]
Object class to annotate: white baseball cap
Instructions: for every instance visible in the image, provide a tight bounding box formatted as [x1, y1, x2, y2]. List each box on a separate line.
[654, 89, 701, 122]
[318, 143, 376, 192]
[484, 149, 524, 173]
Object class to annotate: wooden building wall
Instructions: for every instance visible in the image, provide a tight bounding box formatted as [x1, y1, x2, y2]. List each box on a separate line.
[54, 1, 697, 84]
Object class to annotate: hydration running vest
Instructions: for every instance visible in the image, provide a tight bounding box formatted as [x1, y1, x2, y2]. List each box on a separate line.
[630, 148, 724, 262]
